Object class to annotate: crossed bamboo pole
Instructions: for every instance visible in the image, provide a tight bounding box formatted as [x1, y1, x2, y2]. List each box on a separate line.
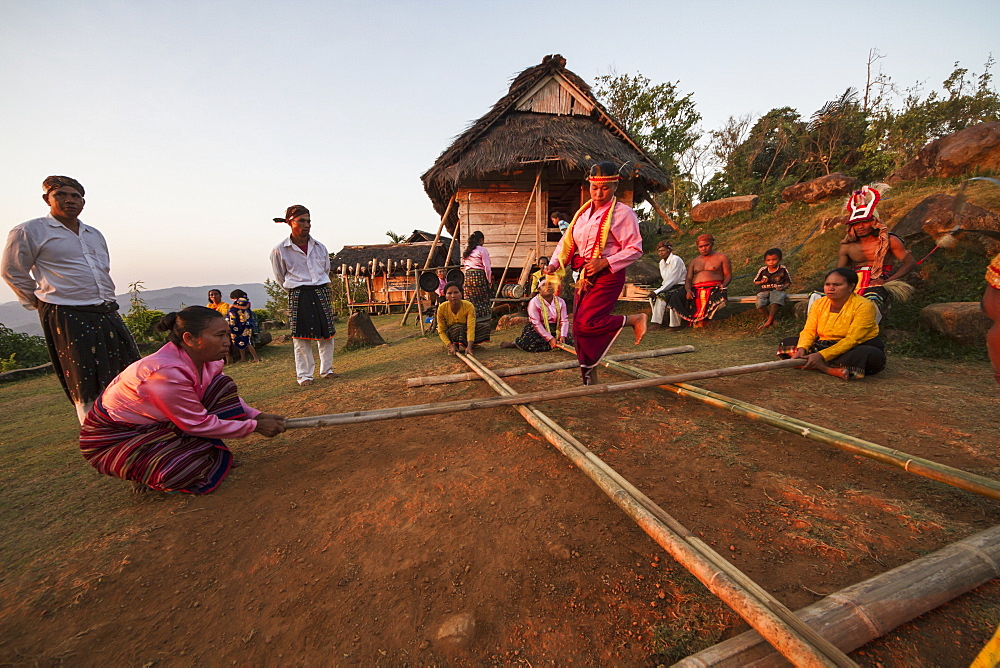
[554, 343, 1000, 501]
[453, 352, 854, 668]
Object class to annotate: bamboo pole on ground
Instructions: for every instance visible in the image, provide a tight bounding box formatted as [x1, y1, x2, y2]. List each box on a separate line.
[676, 524, 1000, 666]
[454, 352, 854, 668]
[405, 345, 696, 387]
[401, 196, 455, 326]
[284, 359, 805, 429]
[495, 169, 543, 298]
[559, 345, 1000, 502]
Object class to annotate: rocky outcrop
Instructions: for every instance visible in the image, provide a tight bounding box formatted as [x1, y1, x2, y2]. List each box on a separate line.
[919, 302, 992, 346]
[781, 173, 859, 204]
[887, 122, 1000, 184]
[893, 193, 1000, 258]
[626, 255, 662, 285]
[690, 195, 758, 223]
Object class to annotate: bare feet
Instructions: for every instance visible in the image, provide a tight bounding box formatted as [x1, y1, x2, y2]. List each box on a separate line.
[130, 480, 149, 495]
[299, 379, 313, 387]
[321, 372, 340, 379]
[757, 320, 775, 330]
[629, 313, 648, 345]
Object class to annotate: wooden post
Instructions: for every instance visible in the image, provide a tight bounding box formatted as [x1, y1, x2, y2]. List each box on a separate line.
[454, 352, 854, 668]
[677, 525, 1000, 666]
[495, 169, 543, 298]
[562, 346, 1000, 502]
[401, 195, 455, 326]
[284, 359, 805, 429]
[405, 346, 696, 388]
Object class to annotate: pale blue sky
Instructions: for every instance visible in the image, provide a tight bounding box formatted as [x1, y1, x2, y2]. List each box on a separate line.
[1, 0, 997, 304]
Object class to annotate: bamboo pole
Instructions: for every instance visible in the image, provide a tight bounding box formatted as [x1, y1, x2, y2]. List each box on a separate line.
[455, 353, 853, 668]
[401, 196, 455, 326]
[405, 345, 696, 387]
[677, 524, 1000, 666]
[495, 169, 543, 298]
[284, 359, 805, 429]
[561, 345, 1000, 502]
[416, 268, 426, 337]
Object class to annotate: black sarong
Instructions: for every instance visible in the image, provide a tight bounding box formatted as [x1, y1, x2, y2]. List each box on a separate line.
[288, 284, 336, 340]
[37, 301, 139, 405]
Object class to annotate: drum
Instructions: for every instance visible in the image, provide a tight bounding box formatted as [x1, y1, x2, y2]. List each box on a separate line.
[419, 271, 440, 292]
[499, 283, 524, 299]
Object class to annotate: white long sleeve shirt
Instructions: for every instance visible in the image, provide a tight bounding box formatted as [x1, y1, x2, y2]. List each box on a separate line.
[271, 236, 331, 289]
[654, 254, 686, 294]
[2, 216, 117, 309]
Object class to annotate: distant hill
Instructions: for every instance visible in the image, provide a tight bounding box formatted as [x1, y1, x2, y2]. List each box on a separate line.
[1, 283, 268, 336]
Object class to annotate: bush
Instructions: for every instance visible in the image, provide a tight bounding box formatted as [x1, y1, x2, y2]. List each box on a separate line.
[0, 323, 48, 373]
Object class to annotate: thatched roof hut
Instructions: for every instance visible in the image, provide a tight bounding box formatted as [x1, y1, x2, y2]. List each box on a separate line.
[331, 241, 458, 276]
[421, 54, 671, 274]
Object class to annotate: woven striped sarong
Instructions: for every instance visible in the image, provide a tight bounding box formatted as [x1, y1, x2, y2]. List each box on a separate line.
[288, 284, 336, 340]
[79, 375, 245, 494]
[462, 268, 492, 343]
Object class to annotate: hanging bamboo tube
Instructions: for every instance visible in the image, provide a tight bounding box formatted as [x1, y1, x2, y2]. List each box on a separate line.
[677, 524, 1000, 666]
[495, 168, 543, 298]
[284, 359, 805, 429]
[562, 345, 1000, 501]
[401, 195, 455, 326]
[405, 345, 696, 387]
[455, 352, 854, 668]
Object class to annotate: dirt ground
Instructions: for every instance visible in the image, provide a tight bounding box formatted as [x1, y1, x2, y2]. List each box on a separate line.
[1, 324, 998, 666]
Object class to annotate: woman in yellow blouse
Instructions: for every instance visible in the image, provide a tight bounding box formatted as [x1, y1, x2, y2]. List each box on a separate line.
[779, 268, 885, 380]
[436, 282, 477, 356]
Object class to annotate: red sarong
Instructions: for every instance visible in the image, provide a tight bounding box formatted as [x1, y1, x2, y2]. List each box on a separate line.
[572, 267, 627, 384]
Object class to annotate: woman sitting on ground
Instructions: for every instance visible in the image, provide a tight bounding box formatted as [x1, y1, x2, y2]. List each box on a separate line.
[80, 306, 286, 494]
[778, 268, 885, 380]
[502, 278, 571, 352]
[436, 281, 477, 356]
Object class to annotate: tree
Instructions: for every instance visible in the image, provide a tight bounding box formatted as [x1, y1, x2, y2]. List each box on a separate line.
[386, 230, 406, 243]
[263, 278, 289, 320]
[593, 72, 702, 175]
[0, 323, 47, 372]
[803, 88, 869, 176]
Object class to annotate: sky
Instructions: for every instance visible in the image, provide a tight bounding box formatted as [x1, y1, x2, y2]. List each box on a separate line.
[1, 0, 997, 306]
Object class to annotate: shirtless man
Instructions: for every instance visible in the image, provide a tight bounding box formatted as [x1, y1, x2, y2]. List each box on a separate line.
[669, 234, 731, 327]
[836, 185, 916, 318]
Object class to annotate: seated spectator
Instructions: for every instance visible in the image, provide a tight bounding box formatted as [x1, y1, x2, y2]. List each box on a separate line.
[206, 289, 229, 316]
[79, 306, 285, 494]
[501, 278, 571, 352]
[754, 248, 792, 330]
[436, 281, 477, 356]
[530, 256, 566, 296]
[648, 240, 685, 330]
[778, 268, 885, 381]
[669, 234, 731, 328]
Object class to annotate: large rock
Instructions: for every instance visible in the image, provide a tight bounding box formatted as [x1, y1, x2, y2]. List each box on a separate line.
[690, 195, 758, 223]
[919, 302, 992, 346]
[887, 122, 1000, 184]
[893, 193, 1000, 258]
[626, 255, 662, 285]
[781, 173, 859, 204]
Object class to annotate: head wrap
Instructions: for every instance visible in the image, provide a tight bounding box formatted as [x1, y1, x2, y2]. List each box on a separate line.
[273, 204, 310, 224]
[588, 162, 621, 185]
[657, 240, 673, 250]
[696, 234, 715, 245]
[43, 175, 84, 197]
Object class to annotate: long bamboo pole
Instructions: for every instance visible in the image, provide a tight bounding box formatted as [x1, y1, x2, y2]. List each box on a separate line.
[561, 345, 1000, 501]
[495, 169, 543, 298]
[455, 353, 853, 668]
[401, 196, 455, 326]
[284, 359, 805, 429]
[676, 524, 1000, 666]
[405, 345, 696, 387]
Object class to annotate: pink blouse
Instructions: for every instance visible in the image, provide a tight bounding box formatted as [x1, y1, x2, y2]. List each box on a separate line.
[548, 200, 642, 275]
[99, 343, 260, 438]
[528, 295, 569, 341]
[462, 245, 492, 276]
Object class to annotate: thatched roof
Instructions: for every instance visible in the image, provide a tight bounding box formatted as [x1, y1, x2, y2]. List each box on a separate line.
[331, 241, 459, 274]
[421, 54, 671, 222]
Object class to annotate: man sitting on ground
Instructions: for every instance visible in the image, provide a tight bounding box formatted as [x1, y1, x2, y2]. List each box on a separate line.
[670, 234, 731, 328]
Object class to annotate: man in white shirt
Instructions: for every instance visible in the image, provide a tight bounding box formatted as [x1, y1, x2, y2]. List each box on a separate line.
[2, 175, 139, 424]
[270, 205, 336, 386]
[648, 240, 686, 330]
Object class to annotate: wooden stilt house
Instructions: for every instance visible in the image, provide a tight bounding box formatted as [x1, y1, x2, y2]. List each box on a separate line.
[421, 54, 671, 289]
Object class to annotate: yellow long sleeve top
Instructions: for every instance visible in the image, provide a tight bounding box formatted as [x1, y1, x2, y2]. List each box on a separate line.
[436, 299, 476, 346]
[797, 292, 879, 361]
